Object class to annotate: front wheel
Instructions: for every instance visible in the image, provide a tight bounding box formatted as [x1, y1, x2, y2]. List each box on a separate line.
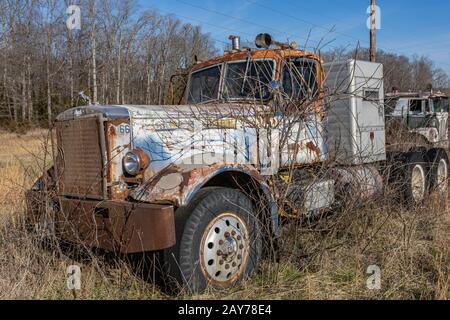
[166, 187, 262, 294]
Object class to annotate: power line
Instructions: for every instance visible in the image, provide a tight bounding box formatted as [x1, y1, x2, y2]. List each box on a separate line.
[158, 10, 259, 44]
[157, 7, 322, 52]
[171, 0, 381, 54]
[243, 0, 364, 44]
[160, 0, 364, 59]
[243, 0, 450, 69]
[173, 0, 325, 47]
[162, 0, 450, 70]
[282, 0, 352, 26]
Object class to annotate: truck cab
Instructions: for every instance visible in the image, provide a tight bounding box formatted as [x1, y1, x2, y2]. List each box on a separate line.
[385, 91, 449, 148]
[183, 46, 323, 106]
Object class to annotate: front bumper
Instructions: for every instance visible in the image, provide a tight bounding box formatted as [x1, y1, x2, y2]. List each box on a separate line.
[25, 191, 176, 254]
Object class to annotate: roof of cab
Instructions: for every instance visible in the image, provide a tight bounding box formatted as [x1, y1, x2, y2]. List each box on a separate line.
[191, 48, 322, 72]
[386, 91, 449, 99]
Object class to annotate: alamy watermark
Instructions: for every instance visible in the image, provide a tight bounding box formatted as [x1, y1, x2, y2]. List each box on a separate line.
[366, 5, 382, 30]
[366, 265, 381, 290]
[67, 265, 81, 290]
[66, 5, 81, 31]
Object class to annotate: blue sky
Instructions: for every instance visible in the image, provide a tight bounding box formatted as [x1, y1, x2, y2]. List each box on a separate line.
[139, 0, 450, 74]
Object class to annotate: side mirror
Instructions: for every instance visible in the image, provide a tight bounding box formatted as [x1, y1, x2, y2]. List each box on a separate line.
[268, 80, 285, 111]
[268, 80, 283, 102]
[268, 80, 281, 92]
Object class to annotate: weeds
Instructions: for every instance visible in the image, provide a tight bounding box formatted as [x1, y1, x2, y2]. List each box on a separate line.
[0, 130, 448, 299]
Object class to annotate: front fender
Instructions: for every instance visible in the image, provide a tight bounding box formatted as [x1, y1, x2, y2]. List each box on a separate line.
[130, 163, 264, 206]
[129, 163, 279, 236]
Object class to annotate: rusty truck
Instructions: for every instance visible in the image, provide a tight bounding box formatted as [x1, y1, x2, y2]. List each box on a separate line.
[25, 33, 449, 293]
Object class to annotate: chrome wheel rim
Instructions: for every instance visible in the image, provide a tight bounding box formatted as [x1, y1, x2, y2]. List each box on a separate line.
[411, 164, 426, 202]
[436, 159, 448, 195]
[200, 212, 249, 287]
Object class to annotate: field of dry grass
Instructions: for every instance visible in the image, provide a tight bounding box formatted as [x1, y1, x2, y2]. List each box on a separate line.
[0, 130, 448, 300]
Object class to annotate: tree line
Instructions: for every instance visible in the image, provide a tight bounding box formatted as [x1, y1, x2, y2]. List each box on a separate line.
[323, 47, 450, 94]
[0, 0, 449, 130]
[0, 0, 217, 128]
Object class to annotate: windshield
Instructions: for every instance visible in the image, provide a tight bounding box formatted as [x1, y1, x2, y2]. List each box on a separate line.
[432, 97, 449, 112]
[187, 65, 222, 104]
[282, 58, 318, 100]
[385, 97, 399, 115]
[224, 60, 274, 100]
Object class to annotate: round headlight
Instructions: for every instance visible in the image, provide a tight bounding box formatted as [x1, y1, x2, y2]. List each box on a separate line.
[123, 151, 141, 175]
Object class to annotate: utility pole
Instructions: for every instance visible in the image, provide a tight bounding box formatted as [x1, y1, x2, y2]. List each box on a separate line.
[369, 0, 377, 62]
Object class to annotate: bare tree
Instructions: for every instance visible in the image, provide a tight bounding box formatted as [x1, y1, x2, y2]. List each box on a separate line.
[89, 0, 97, 104]
[7, 1, 446, 130]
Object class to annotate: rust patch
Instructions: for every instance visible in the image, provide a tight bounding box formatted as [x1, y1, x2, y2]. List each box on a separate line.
[306, 141, 321, 160]
[56, 117, 104, 199]
[192, 48, 322, 73]
[105, 118, 132, 200]
[134, 147, 150, 172]
[58, 198, 175, 253]
[131, 163, 265, 206]
[288, 143, 299, 152]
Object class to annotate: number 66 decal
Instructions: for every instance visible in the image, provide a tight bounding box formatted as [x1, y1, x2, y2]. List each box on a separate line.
[119, 124, 131, 134]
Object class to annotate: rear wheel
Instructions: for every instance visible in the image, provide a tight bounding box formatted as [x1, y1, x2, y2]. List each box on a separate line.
[429, 149, 449, 196]
[163, 187, 262, 294]
[403, 152, 428, 206]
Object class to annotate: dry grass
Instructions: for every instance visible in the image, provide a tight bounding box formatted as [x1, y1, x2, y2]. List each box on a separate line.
[0, 130, 167, 299]
[0, 130, 448, 300]
[193, 198, 450, 300]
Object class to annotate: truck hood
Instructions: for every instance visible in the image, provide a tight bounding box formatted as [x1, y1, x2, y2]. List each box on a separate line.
[56, 104, 259, 122]
[56, 104, 263, 195]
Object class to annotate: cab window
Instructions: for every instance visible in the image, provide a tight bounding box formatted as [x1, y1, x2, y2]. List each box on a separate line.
[282, 58, 319, 100]
[224, 60, 274, 100]
[187, 65, 222, 104]
[433, 98, 449, 112]
[409, 99, 423, 114]
[423, 99, 430, 113]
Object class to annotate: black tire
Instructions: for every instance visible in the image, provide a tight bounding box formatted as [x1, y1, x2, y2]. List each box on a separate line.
[403, 152, 428, 206]
[428, 149, 449, 196]
[163, 187, 262, 294]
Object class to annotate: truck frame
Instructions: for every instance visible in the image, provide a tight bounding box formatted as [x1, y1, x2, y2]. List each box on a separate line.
[25, 34, 450, 293]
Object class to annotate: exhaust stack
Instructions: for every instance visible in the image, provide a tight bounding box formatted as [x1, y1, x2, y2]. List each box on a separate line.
[229, 35, 241, 51]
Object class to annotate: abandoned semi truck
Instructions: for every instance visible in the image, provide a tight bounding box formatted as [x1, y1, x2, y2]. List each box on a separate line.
[25, 34, 449, 293]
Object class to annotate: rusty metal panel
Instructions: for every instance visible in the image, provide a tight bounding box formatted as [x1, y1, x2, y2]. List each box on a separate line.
[56, 116, 105, 199]
[105, 119, 132, 200]
[58, 198, 175, 253]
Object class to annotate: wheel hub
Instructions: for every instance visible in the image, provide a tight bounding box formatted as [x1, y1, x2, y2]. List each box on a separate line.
[222, 237, 237, 258]
[200, 213, 249, 286]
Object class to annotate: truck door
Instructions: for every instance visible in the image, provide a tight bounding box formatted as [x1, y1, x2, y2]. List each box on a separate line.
[407, 99, 426, 129]
[278, 58, 326, 166]
[431, 97, 449, 142]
